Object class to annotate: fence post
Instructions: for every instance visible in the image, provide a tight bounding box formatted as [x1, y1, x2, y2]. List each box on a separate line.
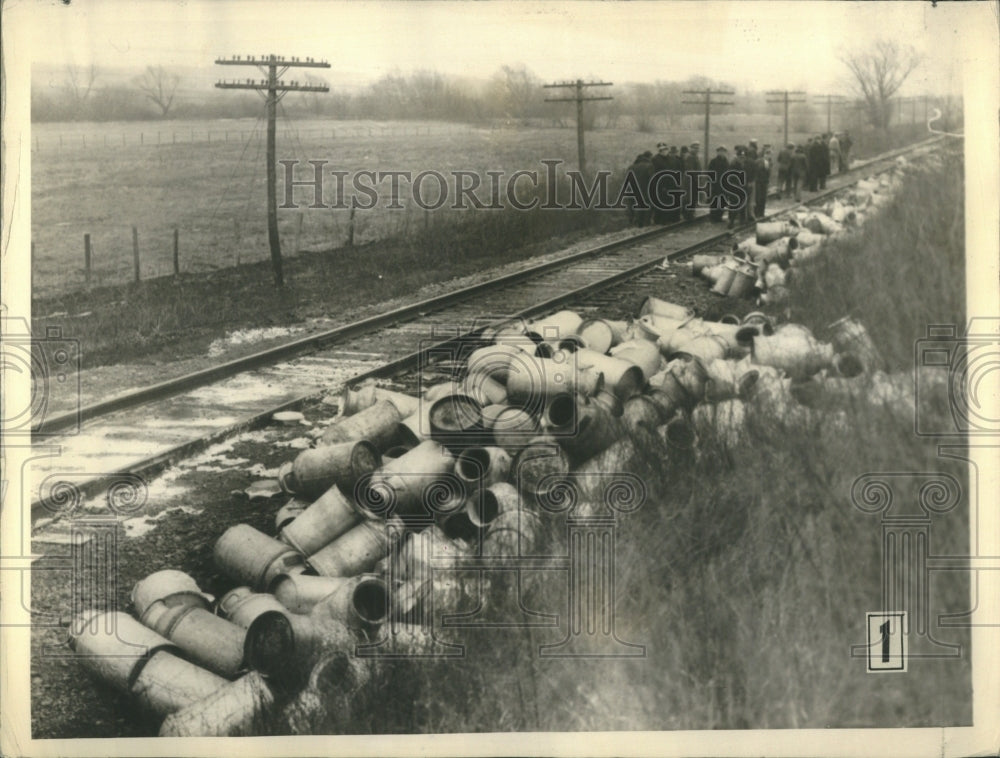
[82, 135, 86, 148]
[84, 233, 92, 285]
[123, 133, 126, 146]
[140, 132, 144, 145]
[173, 132, 176, 144]
[173, 228, 180, 275]
[132, 226, 141, 282]
[347, 206, 356, 248]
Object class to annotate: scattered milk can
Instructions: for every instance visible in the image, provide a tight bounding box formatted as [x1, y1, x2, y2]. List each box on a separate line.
[610, 339, 663, 382]
[280, 483, 364, 557]
[526, 310, 584, 343]
[505, 354, 604, 405]
[319, 399, 402, 451]
[358, 439, 457, 518]
[826, 316, 882, 373]
[455, 445, 512, 488]
[158, 670, 275, 738]
[68, 610, 180, 694]
[622, 393, 668, 432]
[576, 318, 627, 353]
[462, 370, 508, 407]
[339, 383, 420, 418]
[279, 439, 380, 500]
[131, 648, 229, 717]
[691, 254, 724, 276]
[724, 259, 758, 299]
[215, 523, 307, 591]
[755, 220, 797, 245]
[271, 573, 352, 615]
[710, 262, 739, 295]
[428, 394, 487, 451]
[307, 518, 392, 577]
[310, 573, 388, 630]
[573, 348, 643, 399]
[467, 481, 521, 529]
[481, 404, 539, 451]
[131, 570, 214, 623]
[638, 296, 694, 321]
[543, 393, 622, 464]
[142, 602, 248, 679]
[465, 343, 533, 384]
[512, 435, 571, 498]
[274, 497, 309, 532]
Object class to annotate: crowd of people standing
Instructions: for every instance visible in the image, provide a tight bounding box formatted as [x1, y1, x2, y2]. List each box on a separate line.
[624, 131, 852, 227]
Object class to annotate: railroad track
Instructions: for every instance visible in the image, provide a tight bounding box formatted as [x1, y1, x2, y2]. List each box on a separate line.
[29, 137, 944, 524]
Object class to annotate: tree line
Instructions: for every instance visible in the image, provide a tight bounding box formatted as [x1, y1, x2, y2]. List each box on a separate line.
[33, 41, 944, 132]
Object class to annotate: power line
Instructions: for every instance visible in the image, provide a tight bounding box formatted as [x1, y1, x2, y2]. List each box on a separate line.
[543, 79, 613, 175]
[215, 54, 331, 287]
[765, 90, 807, 148]
[812, 94, 844, 133]
[681, 88, 735, 166]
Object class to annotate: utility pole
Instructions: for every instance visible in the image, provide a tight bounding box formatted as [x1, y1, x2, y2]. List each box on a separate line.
[682, 88, 735, 166]
[765, 90, 807, 147]
[215, 54, 330, 286]
[543, 79, 613, 175]
[812, 94, 843, 133]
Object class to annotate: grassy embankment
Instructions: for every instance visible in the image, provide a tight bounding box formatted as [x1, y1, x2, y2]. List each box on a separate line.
[309, 146, 970, 733]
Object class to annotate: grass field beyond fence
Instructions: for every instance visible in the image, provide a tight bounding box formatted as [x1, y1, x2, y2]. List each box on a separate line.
[31, 115, 913, 296]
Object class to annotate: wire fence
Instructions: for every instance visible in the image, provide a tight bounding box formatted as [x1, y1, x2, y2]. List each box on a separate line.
[30, 122, 479, 153]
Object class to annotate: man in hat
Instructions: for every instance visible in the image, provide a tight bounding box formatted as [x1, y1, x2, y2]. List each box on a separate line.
[650, 143, 673, 224]
[728, 145, 748, 228]
[624, 151, 654, 226]
[707, 145, 729, 222]
[789, 144, 807, 202]
[776, 143, 793, 199]
[683, 142, 702, 220]
[754, 145, 772, 218]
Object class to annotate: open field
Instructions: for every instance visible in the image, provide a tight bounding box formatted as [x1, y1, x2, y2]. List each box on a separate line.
[32, 114, 846, 295]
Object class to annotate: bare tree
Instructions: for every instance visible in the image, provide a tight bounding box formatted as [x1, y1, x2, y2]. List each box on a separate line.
[135, 65, 181, 117]
[841, 40, 921, 130]
[489, 64, 542, 121]
[64, 64, 99, 105]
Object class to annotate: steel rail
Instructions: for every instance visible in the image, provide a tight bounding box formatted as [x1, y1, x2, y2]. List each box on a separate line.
[35, 136, 942, 436]
[30, 138, 943, 524]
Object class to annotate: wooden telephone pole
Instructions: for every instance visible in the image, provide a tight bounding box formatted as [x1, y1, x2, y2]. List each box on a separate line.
[682, 88, 735, 166]
[215, 54, 330, 286]
[812, 94, 844, 134]
[543, 79, 613, 175]
[766, 90, 807, 147]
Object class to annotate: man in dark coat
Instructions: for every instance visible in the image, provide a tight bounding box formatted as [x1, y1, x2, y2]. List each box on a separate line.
[818, 134, 830, 189]
[807, 136, 825, 192]
[776, 143, 792, 198]
[682, 142, 701, 220]
[649, 143, 673, 224]
[789, 144, 807, 202]
[625, 151, 654, 226]
[753, 146, 772, 218]
[707, 146, 729, 222]
[728, 146, 748, 228]
[839, 131, 852, 171]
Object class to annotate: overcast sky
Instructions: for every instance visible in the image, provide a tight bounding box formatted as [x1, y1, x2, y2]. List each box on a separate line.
[15, 0, 987, 95]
